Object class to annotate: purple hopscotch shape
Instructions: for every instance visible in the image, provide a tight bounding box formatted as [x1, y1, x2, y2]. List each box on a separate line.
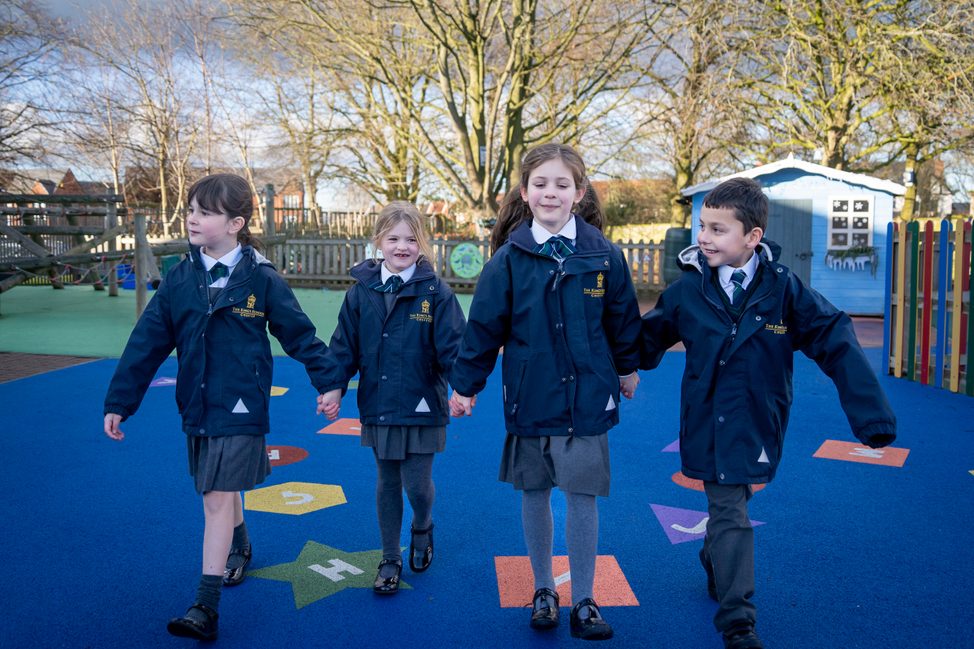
[150, 377, 177, 387]
[650, 503, 764, 545]
[661, 439, 680, 453]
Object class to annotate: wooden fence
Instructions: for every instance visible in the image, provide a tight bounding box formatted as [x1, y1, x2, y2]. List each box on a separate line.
[264, 238, 666, 292]
[885, 218, 972, 395]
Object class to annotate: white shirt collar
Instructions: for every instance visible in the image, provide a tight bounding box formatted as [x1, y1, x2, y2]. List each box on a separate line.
[717, 250, 760, 290]
[201, 244, 242, 271]
[530, 216, 577, 245]
[381, 261, 416, 285]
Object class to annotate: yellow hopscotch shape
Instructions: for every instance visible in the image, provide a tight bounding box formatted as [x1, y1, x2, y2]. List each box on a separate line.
[270, 386, 289, 396]
[969, 470, 974, 477]
[245, 481, 346, 516]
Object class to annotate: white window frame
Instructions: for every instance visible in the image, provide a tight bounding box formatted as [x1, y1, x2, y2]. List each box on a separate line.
[827, 196, 873, 250]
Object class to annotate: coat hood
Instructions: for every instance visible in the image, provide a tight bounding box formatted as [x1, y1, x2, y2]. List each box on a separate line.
[676, 239, 781, 273]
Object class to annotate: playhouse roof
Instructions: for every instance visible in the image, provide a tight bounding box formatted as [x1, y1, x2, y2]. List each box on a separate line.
[680, 156, 906, 197]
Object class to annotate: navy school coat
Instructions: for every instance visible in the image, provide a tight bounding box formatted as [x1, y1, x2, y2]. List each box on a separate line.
[329, 258, 466, 426]
[641, 242, 896, 485]
[104, 245, 344, 436]
[450, 218, 642, 437]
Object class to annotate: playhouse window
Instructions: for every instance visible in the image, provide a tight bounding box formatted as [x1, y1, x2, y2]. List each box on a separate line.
[827, 197, 872, 249]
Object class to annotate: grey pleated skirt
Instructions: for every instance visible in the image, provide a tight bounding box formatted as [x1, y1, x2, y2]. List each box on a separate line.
[361, 425, 446, 461]
[499, 432, 611, 497]
[187, 434, 271, 494]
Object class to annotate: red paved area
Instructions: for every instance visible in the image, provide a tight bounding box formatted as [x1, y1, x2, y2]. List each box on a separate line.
[0, 352, 98, 383]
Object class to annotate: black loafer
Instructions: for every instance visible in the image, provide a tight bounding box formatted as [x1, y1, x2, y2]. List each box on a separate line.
[529, 587, 559, 630]
[223, 544, 252, 587]
[167, 604, 218, 641]
[373, 558, 402, 595]
[409, 523, 434, 572]
[569, 598, 613, 640]
[699, 548, 717, 601]
[723, 624, 764, 649]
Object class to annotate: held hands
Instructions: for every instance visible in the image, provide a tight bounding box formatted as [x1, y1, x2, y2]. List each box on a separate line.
[104, 413, 124, 441]
[317, 389, 342, 420]
[449, 391, 476, 417]
[620, 372, 640, 400]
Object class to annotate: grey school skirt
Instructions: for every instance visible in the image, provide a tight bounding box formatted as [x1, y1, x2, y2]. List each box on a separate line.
[499, 432, 611, 497]
[361, 425, 446, 461]
[187, 434, 271, 494]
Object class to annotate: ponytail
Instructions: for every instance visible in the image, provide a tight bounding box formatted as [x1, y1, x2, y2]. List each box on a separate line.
[238, 226, 263, 251]
[491, 186, 533, 254]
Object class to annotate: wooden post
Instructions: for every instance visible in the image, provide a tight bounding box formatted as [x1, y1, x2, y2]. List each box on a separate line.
[265, 184, 276, 237]
[107, 200, 119, 297]
[134, 212, 148, 316]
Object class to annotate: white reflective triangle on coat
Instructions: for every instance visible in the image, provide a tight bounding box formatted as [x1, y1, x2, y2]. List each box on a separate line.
[757, 447, 770, 463]
[232, 398, 250, 414]
[605, 395, 616, 411]
[415, 398, 431, 413]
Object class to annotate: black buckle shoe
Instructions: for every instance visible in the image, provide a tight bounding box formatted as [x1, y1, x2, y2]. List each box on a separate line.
[409, 523, 434, 572]
[529, 587, 559, 630]
[569, 598, 613, 640]
[699, 548, 717, 601]
[223, 543, 252, 587]
[373, 558, 402, 595]
[723, 624, 764, 649]
[167, 604, 219, 641]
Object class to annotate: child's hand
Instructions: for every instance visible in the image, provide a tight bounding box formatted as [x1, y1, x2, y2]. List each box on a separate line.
[449, 392, 475, 417]
[620, 372, 640, 399]
[104, 413, 124, 441]
[317, 389, 342, 420]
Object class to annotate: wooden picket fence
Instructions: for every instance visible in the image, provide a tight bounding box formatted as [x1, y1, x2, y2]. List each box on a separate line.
[267, 238, 666, 292]
[885, 218, 973, 394]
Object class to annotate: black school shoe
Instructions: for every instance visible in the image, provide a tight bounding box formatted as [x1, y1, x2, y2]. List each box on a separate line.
[569, 598, 614, 640]
[223, 544, 252, 587]
[529, 587, 559, 630]
[409, 523, 434, 572]
[373, 558, 402, 595]
[167, 604, 218, 641]
[723, 623, 764, 649]
[699, 548, 718, 601]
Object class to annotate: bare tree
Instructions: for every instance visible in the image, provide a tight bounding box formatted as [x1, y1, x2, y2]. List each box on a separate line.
[0, 0, 63, 167]
[875, 1, 974, 218]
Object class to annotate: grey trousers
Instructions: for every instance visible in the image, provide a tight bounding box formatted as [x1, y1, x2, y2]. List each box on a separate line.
[702, 481, 756, 632]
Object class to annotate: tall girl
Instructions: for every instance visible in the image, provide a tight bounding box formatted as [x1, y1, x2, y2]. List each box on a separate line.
[325, 201, 465, 594]
[450, 144, 641, 640]
[103, 173, 343, 640]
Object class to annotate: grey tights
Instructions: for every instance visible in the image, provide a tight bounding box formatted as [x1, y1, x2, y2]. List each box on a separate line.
[521, 488, 599, 607]
[374, 452, 435, 567]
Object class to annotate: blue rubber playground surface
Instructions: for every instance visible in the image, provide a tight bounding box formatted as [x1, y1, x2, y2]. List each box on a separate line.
[1, 318, 973, 647]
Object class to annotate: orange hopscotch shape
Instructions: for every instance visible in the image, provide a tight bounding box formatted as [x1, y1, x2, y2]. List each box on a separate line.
[317, 418, 362, 436]
[813, 440, 909, 467]
[494, 555, 638, 608]
[671, 471, 766, 493]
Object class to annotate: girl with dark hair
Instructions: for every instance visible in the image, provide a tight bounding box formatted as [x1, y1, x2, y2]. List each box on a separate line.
[103, 173, 344, 640]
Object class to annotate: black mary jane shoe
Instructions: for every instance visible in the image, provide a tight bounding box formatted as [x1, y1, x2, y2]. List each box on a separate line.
[529, 587, 559, 630]
[569, 598, 614, 641]
[223, 543, 252, 587]
[167, 604, 219, 641]
[373, 558, 402, 595]
[408, 522, 434, 572]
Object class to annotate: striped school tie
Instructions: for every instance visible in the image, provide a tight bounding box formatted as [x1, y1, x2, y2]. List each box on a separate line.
[536, 235, 576, 260]
[372, 275, 404, 293]
[730, 269, 747, 304]
[209, 262, 229, 280]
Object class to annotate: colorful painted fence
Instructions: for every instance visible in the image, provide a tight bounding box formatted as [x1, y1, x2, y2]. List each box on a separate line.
[884, 218, 973, 394]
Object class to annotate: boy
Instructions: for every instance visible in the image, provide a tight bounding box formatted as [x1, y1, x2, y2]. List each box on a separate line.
[640, 177, 896, 649]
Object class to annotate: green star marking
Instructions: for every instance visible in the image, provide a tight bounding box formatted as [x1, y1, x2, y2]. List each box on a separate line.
[249, 541, 410, 608]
